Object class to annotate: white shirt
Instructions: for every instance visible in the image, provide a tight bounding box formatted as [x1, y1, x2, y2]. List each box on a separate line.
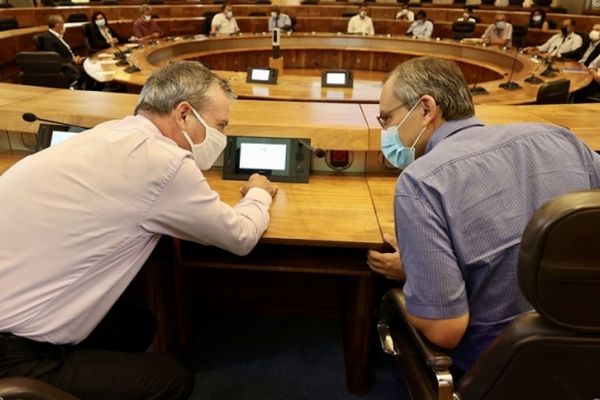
[589, 53, 600, 69]
[395, 10, 414, 22]
[538, 32, 583, 55]
[211, 12, 240, 35]
[347, 14, 374, 35]
[0, 115, 272, 344]
[580, 41, 600, 64]
[407, 19, 434, 39]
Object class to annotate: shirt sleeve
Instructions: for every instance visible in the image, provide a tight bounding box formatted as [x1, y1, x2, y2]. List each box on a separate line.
[482, 24, 492, 39]
[406, 21, 415, 34]
[142, 160, 272, 256]
[538, 34, 555, 52]
[394, 181, 469, 319]
[424, 21, 433, 38]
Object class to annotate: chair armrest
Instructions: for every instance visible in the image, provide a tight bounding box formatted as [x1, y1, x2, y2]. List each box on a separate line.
[0, 377, 79, 400]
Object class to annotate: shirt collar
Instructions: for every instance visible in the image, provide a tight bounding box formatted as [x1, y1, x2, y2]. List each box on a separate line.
[425, 116, 485, 153]
[49, 29, 61, 38]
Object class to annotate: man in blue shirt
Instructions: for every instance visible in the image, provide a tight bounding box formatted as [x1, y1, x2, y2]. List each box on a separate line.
[368, 56, 600, 376]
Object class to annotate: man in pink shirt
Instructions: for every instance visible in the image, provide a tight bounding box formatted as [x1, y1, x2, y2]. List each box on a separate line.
[133, 4, 163, 40]
[0, 61, 277, 399]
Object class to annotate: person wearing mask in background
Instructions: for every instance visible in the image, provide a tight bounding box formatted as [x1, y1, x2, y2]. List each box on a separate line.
[524, 18, 582, 56]
[481, 14, 512, 47]
[528, 8, 552, 31]
[0, 61, 278, 399]
[347, 4, 375, 36]
[406, 10, 433, 39]
[269, 6, 292, 32]
[87, 11, 126, 50]
[456, 6, 479, 23]
[562, 24, 600, 67]
[368, 56, 600, 381]
[211, 3, 240, 36]
[39, 15, 86, 87]
[133, 4, 163, 41]
[395, 4, 414, 22]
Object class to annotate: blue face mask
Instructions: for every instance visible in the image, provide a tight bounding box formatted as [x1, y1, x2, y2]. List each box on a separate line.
[380, 100, 426, 169]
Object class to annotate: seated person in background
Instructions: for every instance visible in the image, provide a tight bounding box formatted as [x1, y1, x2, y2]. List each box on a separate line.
[528, 8, 552, 31]
[561, 24, 600, 66]
[269, 6, 292, 32]
[524, 18, 582, 56]
[456, 6, 479, 23]
[87, 11, 126, 50]
[406, 10, 433, 39]
[347, 5, 374, 36]
[370, 56, 600, 377]
[133, 4, 163, 41]
[211, 3, 240, 36]
[481, 14, 512, 47]
[395, 4, 414, 22]
[39, 14, 84, 86]
[572, 53, 600, 101]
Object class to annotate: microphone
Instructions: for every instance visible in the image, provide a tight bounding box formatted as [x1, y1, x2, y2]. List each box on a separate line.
[541, 36, 567, 77]
[22, 113, 91, 130]
[272, 28, 281, 59]
[298, 139, 325, 158]
[524, 53, 549, 84]
[469, 72, 488, 95]
[113, 45, 141, 73]
[499, 46, 522, 90]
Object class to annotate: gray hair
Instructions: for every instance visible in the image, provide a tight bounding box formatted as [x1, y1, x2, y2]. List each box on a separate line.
[135, 61, 235, 115]
[48, 14, 63, 29]
[385, 57, 474, 121]
[139, 4, 151, 13]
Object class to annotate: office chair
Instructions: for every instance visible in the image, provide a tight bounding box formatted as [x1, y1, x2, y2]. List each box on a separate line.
[0, 16, 18, 31]
[66, 13, 88, 23]
[532, 0, 551, 6]
[549, 6, 568, 13]
[15, 51, 78, 89]
[451, 21, 475, 40]
[377, 189, 600, 400]
[511, 24, 527, 48]
[0, 3, 14, 7]
[202, 11, 217, 35]
[508, 0, 524, 6]
[536, 78, 570, 104]
[0, 377, 79, 400]
[248, 11, 267, 16]
[32, 33, 44, 51]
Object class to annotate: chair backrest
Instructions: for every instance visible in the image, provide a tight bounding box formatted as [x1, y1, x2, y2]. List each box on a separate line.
[66, 12, 88, 23]
[248, 11, 266, 16]
[532, 0, 551, 6]
[0, 3, 14, 7]
[511, 24, 528, 48]
[15, 51, 72, 89]
[32, 33, 44, 51]
[457, 190, 600, 400]
[549, 6, 568, 13]
[508, 0, 524, 5]
[451, 21, 475, 40]
[202, 11, 217, 35]
[536, 78, 570, 104]
[0, 16, 18, 31]
[100, 0, 118, 4]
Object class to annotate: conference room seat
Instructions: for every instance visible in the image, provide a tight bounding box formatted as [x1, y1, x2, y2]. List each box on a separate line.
[32, 34, 44, 51]
[0, 16, 18, 31]
[66, 13, 88, 23]
[0, 3, 14, 8]
[377, 189, 600, 400]
[536, 78, 571, 104]
[0, 377, 79, 400]
[511, 24, 528, 48]
[451, 21, 475, 40]
[15, 51, 78, 89]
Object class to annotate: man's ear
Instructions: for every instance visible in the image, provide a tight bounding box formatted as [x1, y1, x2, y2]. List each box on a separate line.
[173, 102, 192, 129]
[420, 95, 438, 126]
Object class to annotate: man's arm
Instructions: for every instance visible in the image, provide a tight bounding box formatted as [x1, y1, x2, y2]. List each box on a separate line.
[407, 311, 469, 349]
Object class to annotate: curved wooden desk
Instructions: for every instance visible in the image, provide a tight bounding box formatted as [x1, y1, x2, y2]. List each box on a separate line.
[84, 33, 591, 104]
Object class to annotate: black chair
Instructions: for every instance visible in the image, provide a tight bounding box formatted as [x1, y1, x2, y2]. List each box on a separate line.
[41, 0, 56, 5]
[32, 33, 44, 51]
[66, 13, 88, 22]
[15, 51, 78, 89]
[377, 189, 600, 400]
[57, 0, 73, 5]
[532, 0, 551, 6]
[508, 0, 524, 5]
[202, 11, 217, 35]
[536, 78, 570, 104]
[0, 3, 14, 7]
[248, 11, 266, 16]
[100, 0, 118, 4]
[511, 24, 528, 48]
[0, 16, 18, 31]
[255, 0, 271, 3]
[549, 6, 568, 13]
[480, 0, 495, 4]
[301, 0, 319, 4]
[0, 377, 79, 400]
[451, 21, 475, 40]
[341, 12, 356, 17]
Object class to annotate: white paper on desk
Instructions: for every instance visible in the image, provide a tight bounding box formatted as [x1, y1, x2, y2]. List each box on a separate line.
[98, 59, 119, 65]
[96, 53, 113, 59]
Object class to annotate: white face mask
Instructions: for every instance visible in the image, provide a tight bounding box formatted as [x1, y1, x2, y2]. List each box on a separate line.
[95, 18, 106, 27]
[590, 30, 600, 42]
[532, 15, 542, 22]
[226, 11, 233, 19]
[359, 11, 366, 18]
[180, 107, 227, 171]
[142, 15, 151, 22]
[271, 11, 277, 18]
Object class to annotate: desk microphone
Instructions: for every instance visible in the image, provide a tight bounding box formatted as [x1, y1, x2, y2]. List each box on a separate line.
[524, 53, 549, 84]
[22, 113, 91, 130]
[113, 45, 141, 74]
[298, 139, 326, 158]
[499, 46, 522, 90]
[541, 36, 567, 77]
[112, 44, 129, 67]
[469, 72, 488, 95]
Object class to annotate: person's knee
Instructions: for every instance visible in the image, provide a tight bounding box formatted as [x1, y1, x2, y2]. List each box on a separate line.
[159, 357, 195, 400]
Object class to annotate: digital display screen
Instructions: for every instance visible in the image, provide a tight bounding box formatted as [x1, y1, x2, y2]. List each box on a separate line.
[50, 130, 78, 147]
[326, 72, 346, 85]
[251, 69, 271, 81]
[240, 142, 287, 171]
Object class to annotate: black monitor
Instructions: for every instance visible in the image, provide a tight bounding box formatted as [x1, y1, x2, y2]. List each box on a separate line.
[222, 136, 311, 183]
[246, 67, 278, 84]
[36, 123, 85, 151]
[321, 70, 354, 88]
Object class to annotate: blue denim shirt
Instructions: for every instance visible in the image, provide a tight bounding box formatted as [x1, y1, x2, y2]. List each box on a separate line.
[394, 117, 600, 371]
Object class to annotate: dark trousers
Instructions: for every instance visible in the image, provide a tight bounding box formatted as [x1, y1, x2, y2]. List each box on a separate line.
[0, 304, 194, 400]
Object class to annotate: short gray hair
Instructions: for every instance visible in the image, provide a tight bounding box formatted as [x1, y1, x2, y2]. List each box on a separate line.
[48, 14, 63, 29]
[385, 57, 474, 121]
[135, 61, 235, 115]
[139, 4, 151, 13]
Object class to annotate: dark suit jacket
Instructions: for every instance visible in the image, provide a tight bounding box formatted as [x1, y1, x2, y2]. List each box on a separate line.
[562, 37, 600, 66]
[85, 23, 126, 50]
[39, 31, 73, 63]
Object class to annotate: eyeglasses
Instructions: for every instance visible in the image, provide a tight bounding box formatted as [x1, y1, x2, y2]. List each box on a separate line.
[376, 103, 404, 128]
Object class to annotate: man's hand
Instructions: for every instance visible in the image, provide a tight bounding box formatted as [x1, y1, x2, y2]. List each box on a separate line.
[73, 55, 84, 64]
[367, 232, 405, 281]
[240, 173, 278, 198]
[152, 32, 160, 38]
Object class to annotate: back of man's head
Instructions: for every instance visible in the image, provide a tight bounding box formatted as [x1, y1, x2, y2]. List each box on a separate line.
[139, 4, 151, 14]
[135, 61, 235, 115]
[48, 14, 62, 29]
[385, 57, 474, 121]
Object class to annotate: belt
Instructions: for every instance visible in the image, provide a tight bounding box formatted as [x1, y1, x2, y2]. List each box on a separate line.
[0, 332, 57, 355]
